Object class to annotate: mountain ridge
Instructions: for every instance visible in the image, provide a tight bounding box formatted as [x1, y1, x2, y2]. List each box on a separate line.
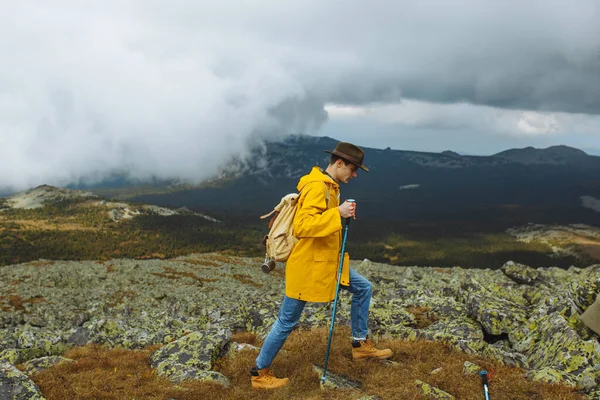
[1, 137, 597, 197]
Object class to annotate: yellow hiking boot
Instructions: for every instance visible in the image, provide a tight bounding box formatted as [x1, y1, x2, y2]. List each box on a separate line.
[250, 367, 290, 389]
[352, 339, 393, 361]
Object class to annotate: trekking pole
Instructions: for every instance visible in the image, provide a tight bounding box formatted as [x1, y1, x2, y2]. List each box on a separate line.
[480, 370, 491, 400]
[321, 199, 354, 384]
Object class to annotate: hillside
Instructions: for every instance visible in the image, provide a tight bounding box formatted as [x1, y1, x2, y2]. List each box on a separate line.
[0, 185, 259, 267]
[96, 135, 600, 267]
[1, 185, 599, 268]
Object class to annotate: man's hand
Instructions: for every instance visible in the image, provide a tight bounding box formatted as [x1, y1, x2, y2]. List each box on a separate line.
[338, 200, 357, 219]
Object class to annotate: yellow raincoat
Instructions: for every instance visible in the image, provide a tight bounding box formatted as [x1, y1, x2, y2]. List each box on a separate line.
[286, 166, 350, 302]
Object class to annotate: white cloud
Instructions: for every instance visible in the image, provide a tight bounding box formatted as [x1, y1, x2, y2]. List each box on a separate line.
[516, 112, 560, 136]
[325, 101, 598, 137]
[1, 1, 599, 189]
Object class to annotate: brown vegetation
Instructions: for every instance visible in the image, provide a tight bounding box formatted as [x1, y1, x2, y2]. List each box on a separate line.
[232, 273, 263, 287]
[406, 306, 440, 329]
[151, 266, 217, 283]
[0, 294, 46, 313]
[176, 258, 221, 267]
[1, 219, 98, 232]
[31, 327, 584, 400]
[106, 291, 137, 308]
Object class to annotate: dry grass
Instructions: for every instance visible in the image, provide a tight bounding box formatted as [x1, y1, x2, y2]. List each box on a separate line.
[2, 219, 98, 232]
[232, 274, 263, 287]
[433, 268, 452, 274]
[31, 327, 584, 400]
[406, 306, 440, 329]
[151, 266, 217, 283]
[29, 260, 56, 267]
[176, 258, 221, 267]
[105, 291, 137, 308]
[203, 253, 242, 265]
[138, 252, 166, 260]
[0, 294, 46, 312]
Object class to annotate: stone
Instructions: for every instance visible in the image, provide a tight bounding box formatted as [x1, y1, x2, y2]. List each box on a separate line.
[0, 362, 45, 400]
[415, 379, 455, 399]
[510, 312, 600, 390]
[314, 366, 363, 390]
[150, 328, 231, 382]
[23, 356, 76, 375]
[463, 361, 480, 375]
[501, 261, 540, 285]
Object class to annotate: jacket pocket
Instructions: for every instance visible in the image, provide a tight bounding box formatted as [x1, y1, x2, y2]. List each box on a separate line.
[314, 250, 338, 262]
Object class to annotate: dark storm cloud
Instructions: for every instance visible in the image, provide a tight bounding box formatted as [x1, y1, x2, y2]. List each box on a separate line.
[1, 0, 598, 190]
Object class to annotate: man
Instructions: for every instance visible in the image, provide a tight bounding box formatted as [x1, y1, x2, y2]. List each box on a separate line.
[251, 141, 393, 390]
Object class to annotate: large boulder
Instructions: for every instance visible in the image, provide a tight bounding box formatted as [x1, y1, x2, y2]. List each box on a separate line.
[510, 312, 600, 390]
[481, 343, 528, 368]
[417, 317, 485, 354]
[463, 291, 529, 336]
[155, 362, 230, 385]
[8, 326, 68, 364]
[501, 261, 541, 285]
[569, 266, 600, 310]
[150, 327, 231, 382]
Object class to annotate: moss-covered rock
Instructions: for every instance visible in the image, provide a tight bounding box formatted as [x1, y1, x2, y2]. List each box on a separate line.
[22, 356, 76, 375]
[587, 387, 600, 399]
[418, 317, 485, 354]
[481, 343, 528, 368]
[0, 350, 20, 365]
[463, 361, 480, 375]
[154, 361, 230, 385]
[7, 326, 68, 364]
[368, 300, 415, 334]
[314, 365, 363, 390]
[225, 342, 259, 359]
[150, 327, 231, 378]
[463, 291, 529, 336]
[1, 255, 599, 394]
[415, 379, 455, 399]
[0, 362, 45, 400]
[569, 267, 600, 310]
[501, 261, 541, 285]
[511, 312, 600, 390]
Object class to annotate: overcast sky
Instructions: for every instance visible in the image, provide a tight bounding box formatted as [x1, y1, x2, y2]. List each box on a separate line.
[1, 1, 599, 190]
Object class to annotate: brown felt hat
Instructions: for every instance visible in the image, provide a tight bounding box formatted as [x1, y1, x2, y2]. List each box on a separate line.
[325, 142, 369, 172]
[581, 294, 600, 336]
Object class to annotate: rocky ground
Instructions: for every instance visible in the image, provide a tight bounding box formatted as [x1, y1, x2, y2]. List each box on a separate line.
[1, 254, 600, 399]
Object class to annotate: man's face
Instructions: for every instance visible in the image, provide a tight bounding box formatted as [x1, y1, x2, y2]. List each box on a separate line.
[338, 161, 358, 184]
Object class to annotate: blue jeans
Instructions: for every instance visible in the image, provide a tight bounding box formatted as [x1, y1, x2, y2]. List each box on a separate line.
[255, 268, 372, 369]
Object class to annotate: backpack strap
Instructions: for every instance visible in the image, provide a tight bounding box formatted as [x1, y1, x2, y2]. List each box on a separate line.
[260, 209, 277, 220]
[260, 182, 330, 220]
[260, 193, 300, 220]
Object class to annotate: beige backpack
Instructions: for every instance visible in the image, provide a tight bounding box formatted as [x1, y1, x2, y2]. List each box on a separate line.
[260, 183, 329, 263]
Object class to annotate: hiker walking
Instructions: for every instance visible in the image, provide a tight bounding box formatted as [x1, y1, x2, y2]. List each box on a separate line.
[251, 141, 393, 389]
